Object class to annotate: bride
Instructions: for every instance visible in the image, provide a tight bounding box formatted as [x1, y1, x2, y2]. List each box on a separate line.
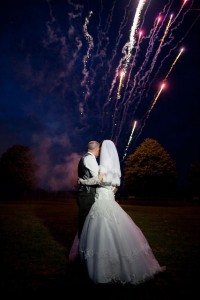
[74, 139, 165, 284]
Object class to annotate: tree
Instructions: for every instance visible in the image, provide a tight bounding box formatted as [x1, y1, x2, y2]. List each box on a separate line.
[188, 160, 200, 197]
[0, 144, 38, 199]
[123, 138, 177, 196]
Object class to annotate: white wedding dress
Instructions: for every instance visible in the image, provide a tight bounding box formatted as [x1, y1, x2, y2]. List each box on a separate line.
[79, 185, 164, 285]
[73, 140, 165, 284]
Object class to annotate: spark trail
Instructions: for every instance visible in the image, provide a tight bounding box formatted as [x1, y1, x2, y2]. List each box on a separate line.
[138, 1, 193, 113]
[122, 120, 137, 160]
[164, 47, 184, 80]
[149, 82, 165, 113]
[80, 11, 94, 115]
[131, 46, 184, 147]
[108, 0, 147, 101]
[111, 30, 143, 139]
[113, 13, 173, 145]
[117, 70, 125, 99]
[171, 0, 189, 25]
[130, 83, 165, 148]
[124, 0, 147, 71]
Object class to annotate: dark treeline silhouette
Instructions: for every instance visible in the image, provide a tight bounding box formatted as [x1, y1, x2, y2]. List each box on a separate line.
[0, 144, 38, 200]
[123, 139, 177, 197]
[0, 141, 199, 202]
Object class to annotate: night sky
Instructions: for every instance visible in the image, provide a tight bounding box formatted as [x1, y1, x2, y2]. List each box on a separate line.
[0, 0, 200, 191]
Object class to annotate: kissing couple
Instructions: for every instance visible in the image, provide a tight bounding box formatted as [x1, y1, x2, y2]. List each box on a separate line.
[69, 139, 166, 284]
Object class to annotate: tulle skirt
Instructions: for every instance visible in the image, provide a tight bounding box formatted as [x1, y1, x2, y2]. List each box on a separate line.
[79, 187, 164, 284]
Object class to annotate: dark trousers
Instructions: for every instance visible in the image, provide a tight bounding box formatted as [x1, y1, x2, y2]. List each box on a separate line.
[77, 190, 95, 238]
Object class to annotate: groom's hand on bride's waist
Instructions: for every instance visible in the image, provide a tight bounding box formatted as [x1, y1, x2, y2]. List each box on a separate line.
[77, 178, 82, 185]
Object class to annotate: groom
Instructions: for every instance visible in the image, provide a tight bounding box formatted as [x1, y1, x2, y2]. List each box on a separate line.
[77, 140, 100, 237]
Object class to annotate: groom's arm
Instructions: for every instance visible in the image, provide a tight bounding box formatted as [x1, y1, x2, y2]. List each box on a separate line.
[77, 154, 99, 186]
[84, 155, 99, 177]
[78, 175, 101, 186]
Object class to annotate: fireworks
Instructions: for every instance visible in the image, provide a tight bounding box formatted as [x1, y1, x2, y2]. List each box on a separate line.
[64, 0, 196, 159]
[124, 0, 147, 71]
[164, 47, 184, 81]
[117, 70, 125, 99]
[102, 0, 193, 156]
[122, 120, 137, 160]
[149, 83, 165, 113]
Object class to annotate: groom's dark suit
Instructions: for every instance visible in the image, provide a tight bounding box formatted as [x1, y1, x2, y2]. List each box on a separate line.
[77, 152, 98, 237]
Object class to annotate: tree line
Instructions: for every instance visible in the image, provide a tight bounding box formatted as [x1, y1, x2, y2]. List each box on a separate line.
[0, 139, 199, 200]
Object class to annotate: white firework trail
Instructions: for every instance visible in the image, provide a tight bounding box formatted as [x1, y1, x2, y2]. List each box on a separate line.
[107, 0, 147, 101]
[122, 120, 137, 160]
[80, 11, 94, 114]
[123, 0, 147, 71]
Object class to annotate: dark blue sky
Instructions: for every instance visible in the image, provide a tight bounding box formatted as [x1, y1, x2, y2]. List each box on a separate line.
[0, 0, 199, 190]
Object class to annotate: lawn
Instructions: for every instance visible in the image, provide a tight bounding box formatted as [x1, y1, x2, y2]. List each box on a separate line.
[0, 197, 199, 299]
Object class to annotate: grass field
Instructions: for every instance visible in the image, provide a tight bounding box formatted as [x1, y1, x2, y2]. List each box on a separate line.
[0, 197, 199, 299]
